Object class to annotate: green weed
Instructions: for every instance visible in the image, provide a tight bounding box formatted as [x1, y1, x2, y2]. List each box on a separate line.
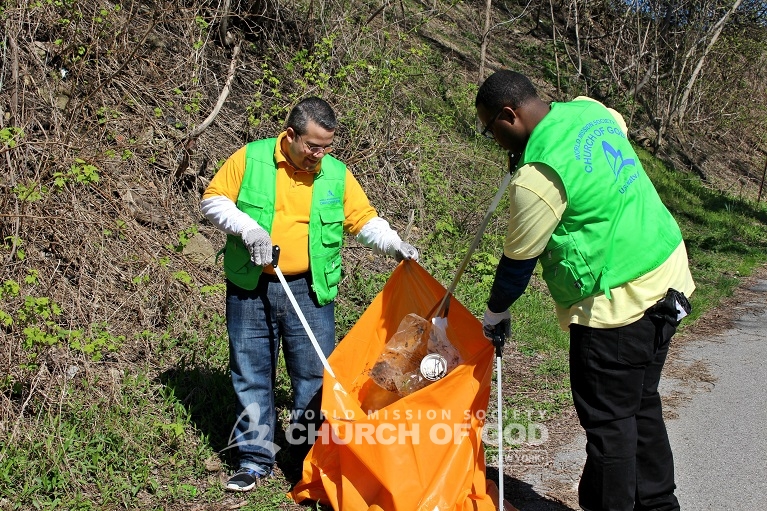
[0, 126, 24, 148]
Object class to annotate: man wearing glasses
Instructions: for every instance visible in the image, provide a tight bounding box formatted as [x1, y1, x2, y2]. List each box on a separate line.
[201, 97, 418, 492]
[476, 70, 694, 511]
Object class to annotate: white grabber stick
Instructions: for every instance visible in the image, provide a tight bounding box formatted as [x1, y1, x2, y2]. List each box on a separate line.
[271, 246, 335, 379]
[492, 322, 508, 507]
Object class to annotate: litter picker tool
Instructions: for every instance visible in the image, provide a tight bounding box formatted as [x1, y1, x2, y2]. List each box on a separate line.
[427, 152, 517, 320]
[424, 152, 517, 509]
[271, 245, 336, 379]
[492, 322, 508, 507]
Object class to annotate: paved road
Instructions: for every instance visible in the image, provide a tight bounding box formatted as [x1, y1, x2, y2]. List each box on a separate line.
[663, 278, 767, 510]
[508, 278, 767, 510]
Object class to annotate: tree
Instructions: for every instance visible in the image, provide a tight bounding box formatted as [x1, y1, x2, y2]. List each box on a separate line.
[676, 0, 744, 123]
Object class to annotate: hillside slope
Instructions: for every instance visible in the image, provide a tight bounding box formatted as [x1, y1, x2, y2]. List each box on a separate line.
[2, 0, 766, 509]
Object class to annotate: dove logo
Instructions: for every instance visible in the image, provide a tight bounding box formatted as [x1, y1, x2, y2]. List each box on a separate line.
[601, 140, 641, 193]
[602, 141, 636, 181]
[222, 402, 281, 455]
[572, 116, 642, 193]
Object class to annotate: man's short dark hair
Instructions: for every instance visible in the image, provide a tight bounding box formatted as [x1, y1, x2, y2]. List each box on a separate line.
[286, 97, 338, 135]
[476, 70, 539, 112]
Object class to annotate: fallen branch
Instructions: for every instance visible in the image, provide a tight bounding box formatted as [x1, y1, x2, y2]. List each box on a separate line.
[175, 43, 241, 178]
[4, 32, 21, 265]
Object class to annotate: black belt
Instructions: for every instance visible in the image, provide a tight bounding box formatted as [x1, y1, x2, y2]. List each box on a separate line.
[259, 271, 311, 283]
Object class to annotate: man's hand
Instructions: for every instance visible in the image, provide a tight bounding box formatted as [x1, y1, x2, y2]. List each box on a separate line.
[241, 225, 272, 266]
[395, 241, 419, 262]
[483, 307, 511, 341]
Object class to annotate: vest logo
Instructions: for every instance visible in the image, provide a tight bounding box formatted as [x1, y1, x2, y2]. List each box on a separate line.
[573, 118, 640, 194]
[601, 141, 636, 181]
[319, 189, 342, 206]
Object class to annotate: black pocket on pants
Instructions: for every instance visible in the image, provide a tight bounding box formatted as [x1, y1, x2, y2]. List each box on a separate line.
[616, 316, 656, 367]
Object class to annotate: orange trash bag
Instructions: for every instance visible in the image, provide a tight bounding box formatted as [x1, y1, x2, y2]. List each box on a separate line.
[288, 261, 516, 511]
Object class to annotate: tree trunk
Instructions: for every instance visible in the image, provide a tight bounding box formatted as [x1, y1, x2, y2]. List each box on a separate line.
[218, 0, 232, 46]
[677, 0, 744, 123]
[549, 0, 562, 96]
[478, 0, 493, 86]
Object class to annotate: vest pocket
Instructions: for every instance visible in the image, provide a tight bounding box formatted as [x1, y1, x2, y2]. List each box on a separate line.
[319, 208, 344, 247]
[540, 237, 595, 307]
[324, 253, 342, 289]
[224, 237, 251, 275]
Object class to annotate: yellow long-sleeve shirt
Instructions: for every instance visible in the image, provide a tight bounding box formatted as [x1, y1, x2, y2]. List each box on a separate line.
[203, 133, 378, 275]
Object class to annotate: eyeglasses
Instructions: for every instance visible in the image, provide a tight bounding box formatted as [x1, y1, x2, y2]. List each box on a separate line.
[296, 134, 332, 155]
[480, 110, 503, 139]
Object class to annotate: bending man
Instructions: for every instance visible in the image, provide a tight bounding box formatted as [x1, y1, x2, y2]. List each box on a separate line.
[476, 70, 693, 511]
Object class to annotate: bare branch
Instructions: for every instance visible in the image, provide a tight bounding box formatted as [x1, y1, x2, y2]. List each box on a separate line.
[175, 43, 242, 178]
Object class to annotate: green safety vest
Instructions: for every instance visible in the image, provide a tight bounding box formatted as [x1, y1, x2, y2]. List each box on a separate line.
[520, 100, 682, 308]
[223, 138, 346, 305]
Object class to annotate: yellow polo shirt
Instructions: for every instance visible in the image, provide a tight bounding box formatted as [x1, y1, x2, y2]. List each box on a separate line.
[203, 132, 378, 275]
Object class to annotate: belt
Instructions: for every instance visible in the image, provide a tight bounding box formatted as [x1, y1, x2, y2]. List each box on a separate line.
[259, 271, 311, 283]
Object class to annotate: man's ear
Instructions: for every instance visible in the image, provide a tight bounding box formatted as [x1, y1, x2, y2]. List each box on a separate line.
[285, 126, 296, 141]
[502, 105, 518, 124]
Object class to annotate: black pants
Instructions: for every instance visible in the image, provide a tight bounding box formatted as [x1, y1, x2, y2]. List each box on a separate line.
[570, 314, 681, 511]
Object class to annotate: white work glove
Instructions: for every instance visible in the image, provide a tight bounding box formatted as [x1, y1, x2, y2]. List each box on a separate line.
[241, 225, 273, 266]
[482, 307, 511, 341]
[356, 217, 419, 262]
[395, 241, 419, 262]
[200, 196, 274, 266]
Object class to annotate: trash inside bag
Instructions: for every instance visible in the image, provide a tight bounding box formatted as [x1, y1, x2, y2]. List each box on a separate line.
[370, 313, 463, 397]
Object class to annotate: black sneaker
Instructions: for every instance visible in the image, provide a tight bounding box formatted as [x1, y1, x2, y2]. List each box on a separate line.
[225, 467, 268, 492]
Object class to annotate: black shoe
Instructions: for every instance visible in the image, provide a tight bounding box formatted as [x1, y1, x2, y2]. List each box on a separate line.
[225, 467, 269, 492]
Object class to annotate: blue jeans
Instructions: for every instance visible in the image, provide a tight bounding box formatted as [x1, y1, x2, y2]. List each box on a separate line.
[570, 313, 680, 511]
[225, 275, 335, 474]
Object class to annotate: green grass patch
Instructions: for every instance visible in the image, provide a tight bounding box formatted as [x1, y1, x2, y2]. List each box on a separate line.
[0, 370, 218, 509]
[640, 146, 767, 317]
